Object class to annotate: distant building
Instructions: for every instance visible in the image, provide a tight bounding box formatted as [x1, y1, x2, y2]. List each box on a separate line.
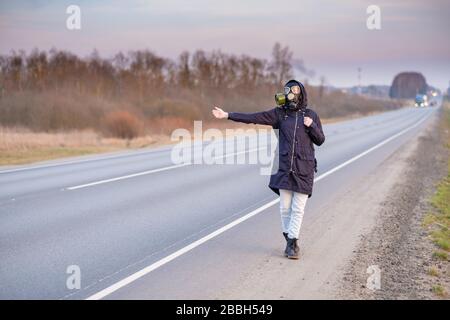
[389, 72, 427, 99]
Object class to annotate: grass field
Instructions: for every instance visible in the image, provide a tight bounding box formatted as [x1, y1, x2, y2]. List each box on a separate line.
[0, 108, 396, 166]
[0, 128, 172, 166]
[422, 100, 450, 297]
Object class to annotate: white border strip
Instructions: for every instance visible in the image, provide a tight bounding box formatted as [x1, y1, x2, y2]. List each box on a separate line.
[86, 112, 432, 300]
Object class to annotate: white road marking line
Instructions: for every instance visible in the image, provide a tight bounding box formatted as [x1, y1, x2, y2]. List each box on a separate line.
[214, 146, 267, 160]
[86, 199, 278, 300]
[0, 140, 233, 175]
[314, 112, 431, 182]
[0, 108, 421, 175]
[86, 111, 433, 300]
[0, 133, 262, 175]
[67, 146, 267, 190]
[66, 163, 191, 190]
[0, 147, 173, 174]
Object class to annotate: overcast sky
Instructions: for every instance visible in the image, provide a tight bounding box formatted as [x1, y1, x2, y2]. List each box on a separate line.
[1, 0, 449, 89]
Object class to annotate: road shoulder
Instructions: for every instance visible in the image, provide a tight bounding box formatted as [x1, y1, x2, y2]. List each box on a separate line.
[217, 109, 445, 299]
[338, 107, 449, 299]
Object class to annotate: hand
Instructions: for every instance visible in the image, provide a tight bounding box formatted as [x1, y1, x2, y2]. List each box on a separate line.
[304, 116, 313, 127]
[212, 106, 228, 119]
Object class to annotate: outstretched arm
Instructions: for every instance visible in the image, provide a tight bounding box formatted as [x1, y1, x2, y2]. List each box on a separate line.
[212, 106, 278, 127]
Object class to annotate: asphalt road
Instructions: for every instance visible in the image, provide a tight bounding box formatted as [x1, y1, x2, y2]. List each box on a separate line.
[0, 105, 438, 299]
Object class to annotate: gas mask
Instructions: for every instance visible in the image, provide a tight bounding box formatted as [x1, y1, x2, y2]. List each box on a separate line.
[274, 83, 302, 110]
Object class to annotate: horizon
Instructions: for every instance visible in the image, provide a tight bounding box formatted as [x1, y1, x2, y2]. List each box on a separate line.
[1, 0, 449, 90]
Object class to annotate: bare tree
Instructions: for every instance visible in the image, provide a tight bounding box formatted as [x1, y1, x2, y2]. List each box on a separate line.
[0, 44, 318, 131]
[177, 51, 192, 88]
[319, 76, 326, 98]
[268, 43, 293, 85]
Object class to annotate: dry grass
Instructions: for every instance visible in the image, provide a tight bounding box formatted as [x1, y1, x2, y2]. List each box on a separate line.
[425, 102, 450, 254]
[0, 104, 407, 166]
[102, 110, 143, 139]
[432, 284, 447, 297]
[0, 127, 172, 165]
[428, 266, 440, 277]
[0, 120, 266, 165]
[422, 100, 450, 298]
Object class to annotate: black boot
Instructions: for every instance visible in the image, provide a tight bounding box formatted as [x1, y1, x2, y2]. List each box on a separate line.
[283, 232, 289, 257]
[293, 238, 300, 255]
[287, 237, 299, 260]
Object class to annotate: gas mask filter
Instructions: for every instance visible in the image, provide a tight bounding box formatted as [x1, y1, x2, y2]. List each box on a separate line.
[274, 84, 301, 109]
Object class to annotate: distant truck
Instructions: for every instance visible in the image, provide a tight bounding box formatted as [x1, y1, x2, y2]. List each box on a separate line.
[429, 90, 439, 106]
[415, 94, 428, 107]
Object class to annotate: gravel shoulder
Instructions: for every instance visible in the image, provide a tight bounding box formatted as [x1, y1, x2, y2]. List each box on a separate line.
[217, 107, 448, 300]
[338, 107, 449, 299]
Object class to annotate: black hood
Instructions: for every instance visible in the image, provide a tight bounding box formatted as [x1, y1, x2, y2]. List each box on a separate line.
[284, 79, 308, 110]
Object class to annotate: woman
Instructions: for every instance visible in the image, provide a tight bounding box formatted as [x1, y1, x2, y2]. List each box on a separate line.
[212, 80, 325, 260]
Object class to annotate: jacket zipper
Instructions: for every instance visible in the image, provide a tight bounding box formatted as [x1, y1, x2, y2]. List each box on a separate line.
[289, 111, 298, 173]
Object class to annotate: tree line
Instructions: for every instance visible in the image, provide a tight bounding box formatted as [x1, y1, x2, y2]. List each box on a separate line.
[0, 43, 295, 103]
[0, 43, 401, 137]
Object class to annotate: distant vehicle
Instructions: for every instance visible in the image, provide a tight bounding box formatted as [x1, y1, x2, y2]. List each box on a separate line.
[415, 94, 428, 107]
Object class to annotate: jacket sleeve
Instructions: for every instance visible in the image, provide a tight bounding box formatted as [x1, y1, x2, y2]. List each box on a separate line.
[228, 108, 279, 127]
[306, 112, 325, 146]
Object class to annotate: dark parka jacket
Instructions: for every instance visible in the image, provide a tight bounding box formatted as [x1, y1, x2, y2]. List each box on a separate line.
[228, 82, 325, 197]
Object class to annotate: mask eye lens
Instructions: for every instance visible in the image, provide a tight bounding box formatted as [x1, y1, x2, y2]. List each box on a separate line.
[284, 87, 291, 94]
[291, 85, 300, 94]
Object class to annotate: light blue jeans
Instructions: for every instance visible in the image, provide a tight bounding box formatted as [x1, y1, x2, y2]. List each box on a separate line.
[279, 189, 308, 239]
